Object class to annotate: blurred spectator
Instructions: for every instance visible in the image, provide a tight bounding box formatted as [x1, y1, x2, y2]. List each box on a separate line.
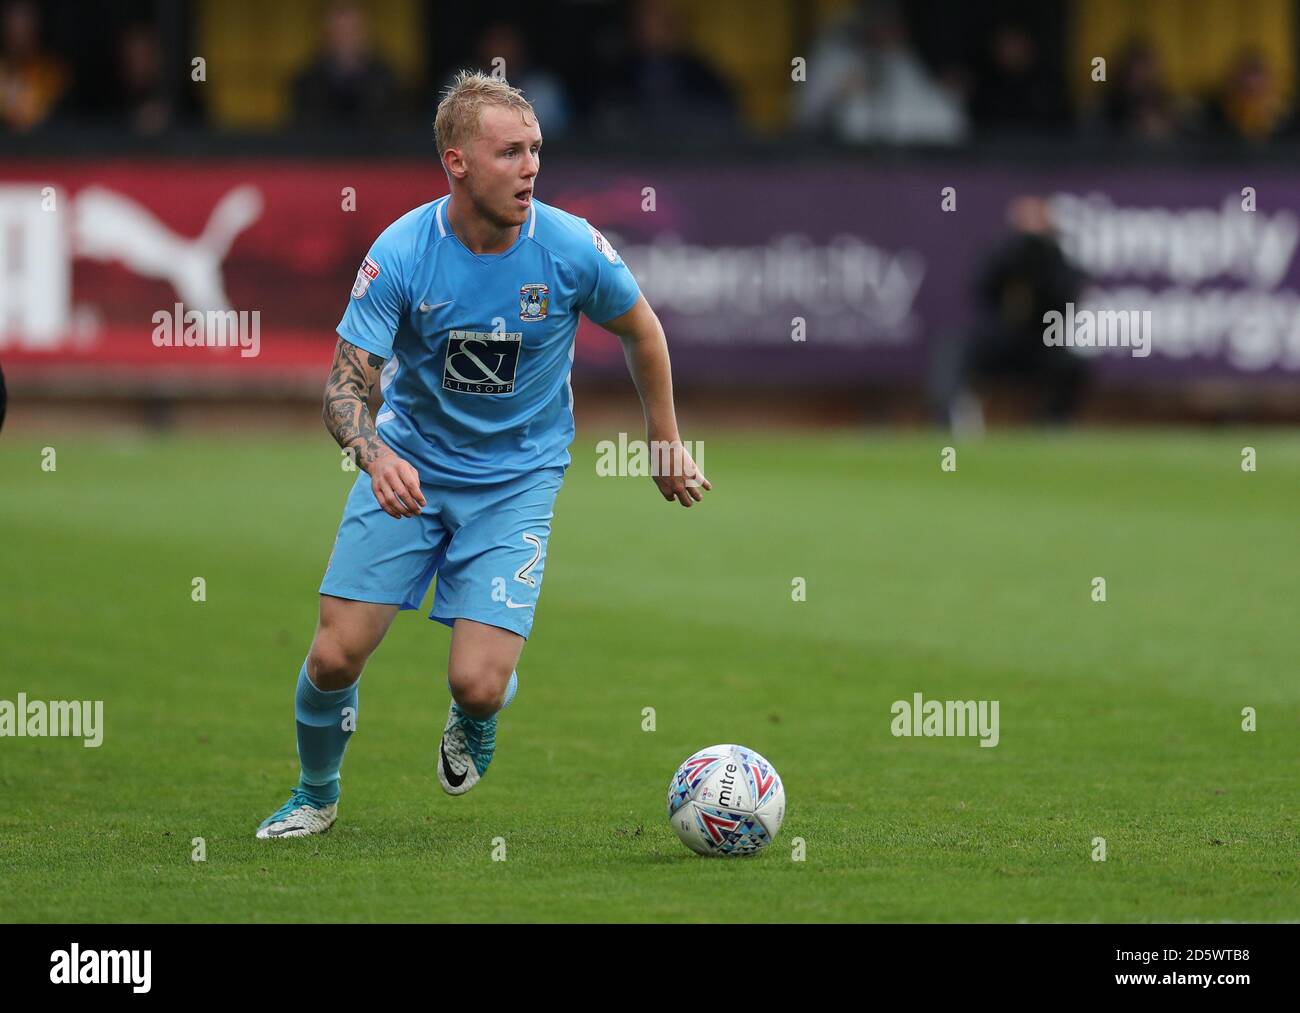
[113, 23, 190, 136]
[929, 196, 1088, 430]
[292, 0, 401, 127]
[597, 0, 737, 136]
[0, 0, 69, 132]
[1102, 39, 1186, 141]
[795, 1, 966, 145]
[1209, 49, 1291, 141]
[474, 21, 571, 135]
[969, 23, 1065, 130]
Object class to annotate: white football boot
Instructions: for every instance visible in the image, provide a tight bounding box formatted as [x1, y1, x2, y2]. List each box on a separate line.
[255, 788, 337, 839]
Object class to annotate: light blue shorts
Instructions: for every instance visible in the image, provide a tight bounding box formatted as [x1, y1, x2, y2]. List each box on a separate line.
[319, 466, 565, 639]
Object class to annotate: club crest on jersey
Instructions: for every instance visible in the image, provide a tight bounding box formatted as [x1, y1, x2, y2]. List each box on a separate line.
[519, 283, 549, 322]
[587, 224, 619, 265]
[351, 256, 380, 299]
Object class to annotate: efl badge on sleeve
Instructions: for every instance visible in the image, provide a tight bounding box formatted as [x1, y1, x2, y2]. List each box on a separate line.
[519, 282, 549, 321]
[352, 256, 380, 299]
[587, 224, 619, 265]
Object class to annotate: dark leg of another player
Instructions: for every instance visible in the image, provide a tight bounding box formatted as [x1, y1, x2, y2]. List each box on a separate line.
[927, 318, 1018, 429]
[1037, 349, 1089, 425]
[925, 328, 967, 427]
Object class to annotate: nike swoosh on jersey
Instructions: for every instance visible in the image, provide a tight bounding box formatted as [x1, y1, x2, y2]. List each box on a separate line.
[504, 598, 534, 609]
[419, 299, 453, 312]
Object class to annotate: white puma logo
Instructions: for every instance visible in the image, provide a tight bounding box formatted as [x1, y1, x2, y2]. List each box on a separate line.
[73, 185, 263, 311]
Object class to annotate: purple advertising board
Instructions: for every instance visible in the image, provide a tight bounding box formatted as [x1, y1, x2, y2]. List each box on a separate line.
[592, 164, 1300, 384]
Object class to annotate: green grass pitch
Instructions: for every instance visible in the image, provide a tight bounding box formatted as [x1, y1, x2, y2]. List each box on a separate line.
[0, 429, 1296, 922]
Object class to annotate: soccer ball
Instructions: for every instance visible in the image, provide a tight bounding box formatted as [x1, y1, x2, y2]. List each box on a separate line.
[666, 744, 785, 856]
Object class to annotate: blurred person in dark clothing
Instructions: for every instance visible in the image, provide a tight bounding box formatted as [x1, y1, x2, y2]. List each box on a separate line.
[968, 23, 1064, 130]
[472, 21, 571, 136]
[0, 0, 68, 132]
[113, 23, 195, 135]
[292, 0, 400, 126]
[1209, 48, 1291, 141]
[596, 0, 737, 136]
[929, 196, 1088, 430]
[1100, 39, 1187, 141]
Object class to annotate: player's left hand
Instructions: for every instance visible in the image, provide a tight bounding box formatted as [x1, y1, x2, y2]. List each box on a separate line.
[651, 438, 711, 508]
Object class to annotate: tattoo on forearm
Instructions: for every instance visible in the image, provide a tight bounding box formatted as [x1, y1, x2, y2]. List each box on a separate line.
[323, 339, 389, 471]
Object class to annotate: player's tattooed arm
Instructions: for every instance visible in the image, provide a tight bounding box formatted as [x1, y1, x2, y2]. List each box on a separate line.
[323, 338, 388, 469]
[323, 338, 427, 518]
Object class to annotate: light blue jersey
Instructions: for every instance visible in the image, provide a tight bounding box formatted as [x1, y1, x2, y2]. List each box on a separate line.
[337, 196, 641, 486]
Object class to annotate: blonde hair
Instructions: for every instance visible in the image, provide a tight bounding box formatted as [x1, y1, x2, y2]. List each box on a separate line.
[434, 70, 536, 156]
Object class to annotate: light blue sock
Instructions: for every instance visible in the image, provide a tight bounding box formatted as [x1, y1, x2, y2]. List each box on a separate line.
[294, 660, 358, 805]
[448, 669, 518, 714]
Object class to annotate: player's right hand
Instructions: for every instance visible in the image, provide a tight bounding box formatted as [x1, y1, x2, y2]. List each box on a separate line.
[369, 451, 427, 518]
